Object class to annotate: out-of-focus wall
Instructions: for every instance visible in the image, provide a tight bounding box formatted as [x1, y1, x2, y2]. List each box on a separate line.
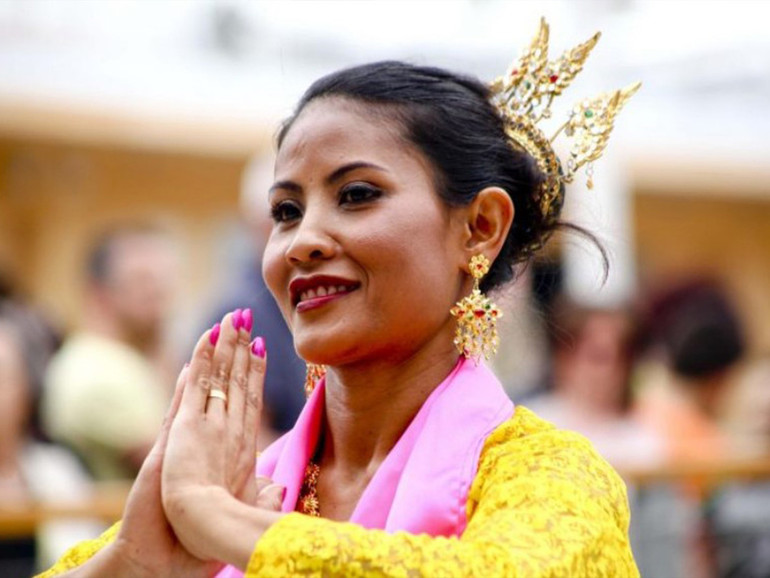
[0, 132, 250, 330]
[633, 160, 770, 353]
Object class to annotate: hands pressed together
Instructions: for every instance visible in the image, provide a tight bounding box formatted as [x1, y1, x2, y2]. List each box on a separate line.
[98, 309, 284, 578]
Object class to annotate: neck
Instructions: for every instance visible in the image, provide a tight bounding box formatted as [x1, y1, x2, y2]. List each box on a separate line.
[320, 326, 459, 477]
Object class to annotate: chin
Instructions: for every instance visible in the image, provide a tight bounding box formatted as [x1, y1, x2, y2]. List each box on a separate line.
[293, 331, 338, 364]
[293, 329, 365, 367]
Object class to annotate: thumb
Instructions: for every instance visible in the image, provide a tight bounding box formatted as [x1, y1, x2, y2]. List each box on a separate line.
[149, 365, 189, 460]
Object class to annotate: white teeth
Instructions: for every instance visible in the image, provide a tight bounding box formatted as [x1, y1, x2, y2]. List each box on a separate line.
[298, 284, 354, 303]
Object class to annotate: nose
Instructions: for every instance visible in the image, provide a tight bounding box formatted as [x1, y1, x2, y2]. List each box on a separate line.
[285, 207, 336, 266]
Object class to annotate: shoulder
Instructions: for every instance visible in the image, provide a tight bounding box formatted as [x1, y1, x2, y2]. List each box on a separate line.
[473, 405, 629, 515]
[482, 404, 600, 454]
[464, 408, 638, 577]
[481, 404, 592, 453]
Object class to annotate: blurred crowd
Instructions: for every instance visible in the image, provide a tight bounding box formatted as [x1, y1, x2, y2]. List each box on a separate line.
[506, 265, 770, 578]
[1, 160, 769, 578]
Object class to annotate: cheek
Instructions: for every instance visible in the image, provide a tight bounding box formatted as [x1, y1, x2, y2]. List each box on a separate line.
[362, 221, 454, 308]
[261, 238, 289, 304]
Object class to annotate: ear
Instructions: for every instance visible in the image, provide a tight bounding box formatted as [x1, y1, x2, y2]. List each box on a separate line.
[459, 186, 514, 270]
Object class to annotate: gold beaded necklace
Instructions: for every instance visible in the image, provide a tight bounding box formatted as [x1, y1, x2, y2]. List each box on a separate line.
[297, 461, 321, 517]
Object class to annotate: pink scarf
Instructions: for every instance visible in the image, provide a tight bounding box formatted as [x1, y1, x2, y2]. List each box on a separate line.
[216, 357, 513, 577]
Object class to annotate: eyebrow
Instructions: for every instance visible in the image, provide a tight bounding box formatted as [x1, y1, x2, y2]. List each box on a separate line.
[269, 161, 387, 195]
[326, 161, 387, 185]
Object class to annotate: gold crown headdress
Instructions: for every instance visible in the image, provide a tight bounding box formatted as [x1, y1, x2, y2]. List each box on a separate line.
[490, 18, 640, 228]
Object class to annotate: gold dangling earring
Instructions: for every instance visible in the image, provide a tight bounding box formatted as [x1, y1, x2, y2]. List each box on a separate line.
[449, 254, 503, 362]
[304, 363, 326, 398]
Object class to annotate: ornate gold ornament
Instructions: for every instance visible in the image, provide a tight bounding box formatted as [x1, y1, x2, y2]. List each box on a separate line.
[489, 17, 641, 232]
[297, 461, 321, 517]
[304, 363, 326, 398]
[450, 255, 502, 362]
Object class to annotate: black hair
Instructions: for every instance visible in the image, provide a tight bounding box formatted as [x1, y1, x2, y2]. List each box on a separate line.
[643, 280, 745, 379]
[277, 61, 606, 292]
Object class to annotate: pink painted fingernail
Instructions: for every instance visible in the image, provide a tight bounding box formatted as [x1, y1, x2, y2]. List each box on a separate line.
[242, 308, 253, 333]
[232, 308, 243, 330]
[251, 336, 266, 358]
[209, 323, 221, 346]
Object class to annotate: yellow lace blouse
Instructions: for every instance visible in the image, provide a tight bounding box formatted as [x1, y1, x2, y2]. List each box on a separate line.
[38, 406, 639, 577]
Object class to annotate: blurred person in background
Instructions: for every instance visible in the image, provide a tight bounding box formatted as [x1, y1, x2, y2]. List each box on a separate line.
[0, 300, 102, 576]
[705, 355, 770, 578]
[203, 154, 306, 447]
[527, 299, 664, 469]
[42, 224, 179, 480]
[636, 279, 746, 463]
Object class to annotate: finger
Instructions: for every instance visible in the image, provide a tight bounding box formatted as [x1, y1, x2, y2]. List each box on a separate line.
[181, 327, 218, 415]
[256, 483, 285, 511]
[226, 308, 253, 427]
[243, 337, 266, 464]
[205, 310, 242, 417]
[162, 365, 189, 434]
[255, 475, 273, 494]
[151, 364, 190, 455]
[241, 475, 272, 507]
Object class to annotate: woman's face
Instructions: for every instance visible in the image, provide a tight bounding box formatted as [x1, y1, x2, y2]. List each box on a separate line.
[558, 312, 633, 413]
[263, 97, 467, 366]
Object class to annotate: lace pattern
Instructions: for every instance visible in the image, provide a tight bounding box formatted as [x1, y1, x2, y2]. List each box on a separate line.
[38, 407, 639, 577]
[247, 407, 638, 577]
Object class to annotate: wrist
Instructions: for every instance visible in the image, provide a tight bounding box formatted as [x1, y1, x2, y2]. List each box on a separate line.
[193, 486, 281, 570]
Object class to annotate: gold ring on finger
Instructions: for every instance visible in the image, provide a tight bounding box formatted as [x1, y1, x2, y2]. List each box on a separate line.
[208, 388, 228, 403]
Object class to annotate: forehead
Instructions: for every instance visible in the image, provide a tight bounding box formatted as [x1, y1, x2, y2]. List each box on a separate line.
[275, 97, 424, 178]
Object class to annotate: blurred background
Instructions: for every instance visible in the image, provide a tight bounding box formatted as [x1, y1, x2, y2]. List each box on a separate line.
[0, 1, 768, 576]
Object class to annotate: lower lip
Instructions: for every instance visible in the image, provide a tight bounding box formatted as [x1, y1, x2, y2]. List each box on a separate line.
[295, 290, 354, 313]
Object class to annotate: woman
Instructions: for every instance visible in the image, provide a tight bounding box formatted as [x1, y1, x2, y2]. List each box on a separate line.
[527, 301, 665, 469]
[39, 21, 640, 578]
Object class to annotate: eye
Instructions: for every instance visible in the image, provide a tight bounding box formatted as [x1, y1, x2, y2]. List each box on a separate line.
[270, 200, 303, 223]
[339, 183, 382, 205]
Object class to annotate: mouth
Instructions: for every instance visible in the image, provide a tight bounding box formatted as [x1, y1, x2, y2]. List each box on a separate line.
[289, 275, 360, 312]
